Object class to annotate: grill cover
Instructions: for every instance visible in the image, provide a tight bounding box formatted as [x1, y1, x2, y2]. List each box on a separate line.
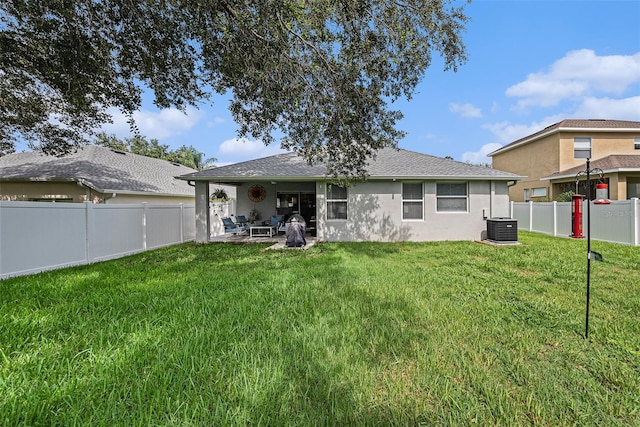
[285, 214, 306, 247]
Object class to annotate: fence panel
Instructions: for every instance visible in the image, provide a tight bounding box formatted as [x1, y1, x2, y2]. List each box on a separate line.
[146, 204, 184, 249]
[512, 203, 531, 231]
[531, 202, 555, 235]
[511, 199, 639, 245]
[587, 200, 637, 245]
[90, 204, 145, 261]
[1, 201, 196, 279]
[182, 205, 196, 241]
[0, 202, 88, 277]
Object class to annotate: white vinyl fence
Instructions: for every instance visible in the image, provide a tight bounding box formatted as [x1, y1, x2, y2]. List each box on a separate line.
[511, 198, 639, 246]
[0, 201, 196, 279]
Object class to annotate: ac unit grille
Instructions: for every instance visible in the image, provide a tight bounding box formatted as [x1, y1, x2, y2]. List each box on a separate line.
[487, 218, 518, 242]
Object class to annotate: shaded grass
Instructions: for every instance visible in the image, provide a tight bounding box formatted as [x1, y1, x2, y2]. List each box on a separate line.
[1, 232, 639, 425]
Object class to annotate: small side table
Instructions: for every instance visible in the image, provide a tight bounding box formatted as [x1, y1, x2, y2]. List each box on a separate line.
[250, 225, 276, 237]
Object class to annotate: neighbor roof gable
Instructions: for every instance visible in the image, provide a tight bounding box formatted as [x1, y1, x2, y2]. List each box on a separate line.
[0, 145, 197, 196]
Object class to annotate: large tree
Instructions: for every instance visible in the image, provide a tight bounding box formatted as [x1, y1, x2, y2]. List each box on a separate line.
[94, 133, 217, 170]
[0, 0, 469, 176]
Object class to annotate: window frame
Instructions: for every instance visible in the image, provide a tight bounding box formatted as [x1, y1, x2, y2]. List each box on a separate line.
[574, 136, 592, 159]
[401, 181, 424, 221]
[326, 184, 348, 221]
[531, 187, 548, 198]
[634, 137, 640, 150]
[436, 182, 468, 213]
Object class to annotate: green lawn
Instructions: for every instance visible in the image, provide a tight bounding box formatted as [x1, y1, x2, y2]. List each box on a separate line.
[1, 232, 638, 426]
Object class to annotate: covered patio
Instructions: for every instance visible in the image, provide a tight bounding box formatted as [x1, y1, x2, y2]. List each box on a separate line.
[208, 229, 317, 249]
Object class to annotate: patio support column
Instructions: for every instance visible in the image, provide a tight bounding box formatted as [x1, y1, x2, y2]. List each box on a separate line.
[195, 181, 210, 243]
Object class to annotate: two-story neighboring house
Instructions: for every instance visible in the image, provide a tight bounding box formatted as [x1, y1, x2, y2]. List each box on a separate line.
[488, 119, 640, 202]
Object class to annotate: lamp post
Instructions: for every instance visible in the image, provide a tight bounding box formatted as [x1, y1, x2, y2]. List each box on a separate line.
[575, 160, 605, 339]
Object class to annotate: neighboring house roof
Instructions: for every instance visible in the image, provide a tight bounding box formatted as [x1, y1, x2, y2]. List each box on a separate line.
[488, 119, 640, 157]
[178, 148, 523, 182]
[541, 154, 640, 180]
[0, 145, 197, 196]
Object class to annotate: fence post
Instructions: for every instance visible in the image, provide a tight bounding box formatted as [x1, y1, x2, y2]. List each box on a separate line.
[84, 201, 94, 263]
[529, 201, 533, 231]
[553, 201, 558, 236]
[633, 198, 639, 246]
[142, 202, 148, 250]
[179, 203, 184, 243]
[510, 201, 514, 218]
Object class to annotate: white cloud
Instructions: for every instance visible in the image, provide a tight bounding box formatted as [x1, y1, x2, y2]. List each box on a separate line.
[217, 137, 287, 163]
[207, 117, 225, 127]
[449, 102, 482, 118]
[461, 143, 503, 164]
[101, 107, 203, 139]
[573, 96, 640, 121]
[482, 115, 563, 144]
[506, 50, 640, 109]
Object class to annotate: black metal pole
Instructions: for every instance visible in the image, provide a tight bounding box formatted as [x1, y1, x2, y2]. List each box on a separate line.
[585, 158, 591, 339]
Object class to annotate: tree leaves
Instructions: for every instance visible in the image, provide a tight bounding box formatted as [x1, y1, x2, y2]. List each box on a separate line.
[1, 0, 469, 176]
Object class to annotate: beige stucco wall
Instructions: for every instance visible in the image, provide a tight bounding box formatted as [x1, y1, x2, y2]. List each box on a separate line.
[0, 181, 99, 202]
[492, 134, 560, 202]
[492, 131, 640, 201]
[0, 181, 195, 204]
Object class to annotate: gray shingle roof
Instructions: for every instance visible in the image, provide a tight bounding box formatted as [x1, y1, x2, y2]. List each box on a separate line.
[0, 145, 197, 196]
[178, 148, 522, 181]
[489, 119, 640, 156]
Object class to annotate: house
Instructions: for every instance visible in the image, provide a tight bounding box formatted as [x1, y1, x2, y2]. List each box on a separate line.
[177, 148, 523, 243]
[489, 119, 640, 202]
[0, 145, 202, 204]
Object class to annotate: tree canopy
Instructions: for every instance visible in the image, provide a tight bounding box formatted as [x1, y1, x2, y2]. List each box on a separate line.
[94, 133, 216, 170]
[1, 0, 469, 176]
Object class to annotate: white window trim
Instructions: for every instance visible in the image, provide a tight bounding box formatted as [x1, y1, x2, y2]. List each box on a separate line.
[531, 187, 547, 198]
[436, 182, 469, 213]
[326, 185, 348, 221]
[401, 181, 424, 221]
[574, 136, 592, 159]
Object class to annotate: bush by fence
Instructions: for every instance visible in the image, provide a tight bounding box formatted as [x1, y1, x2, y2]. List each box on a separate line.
[511, 198, 639, 246]
[1, 201, 197, 279]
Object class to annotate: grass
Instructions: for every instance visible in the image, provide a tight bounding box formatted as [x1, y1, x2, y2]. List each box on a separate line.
[1, 232, 639, 426]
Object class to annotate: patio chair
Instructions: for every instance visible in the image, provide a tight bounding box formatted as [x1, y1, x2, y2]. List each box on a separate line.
[269, 215, 285, 234]
[222, 217, 248, 235]
[235, 215, 249, 226]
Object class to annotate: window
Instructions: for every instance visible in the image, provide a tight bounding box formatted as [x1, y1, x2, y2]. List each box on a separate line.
[634, 138, 640, 150]
[532, 187, 547, 198]
[524, 188, 530, 202]
[574, 137, 592, 159]
[326, 184, 347, 220]
[402, 182, 423, 220]
[436, 182, 468, 212]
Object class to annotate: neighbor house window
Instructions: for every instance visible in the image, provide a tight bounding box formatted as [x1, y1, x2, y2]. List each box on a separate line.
[532, 187, 547, 198]
[634, 138, 640, 150]
[436, 182, 468, 212]
[574, 137, 592, 159]
[402, 182, 423, 220]
[326, 184, 347, 220]
[524, 188, 530, 202]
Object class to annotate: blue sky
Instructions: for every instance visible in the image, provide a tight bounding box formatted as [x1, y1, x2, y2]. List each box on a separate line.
[97, 0, 640, 167]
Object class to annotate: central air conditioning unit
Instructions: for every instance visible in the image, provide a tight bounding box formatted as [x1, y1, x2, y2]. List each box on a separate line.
[486, 217, 518, 243]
